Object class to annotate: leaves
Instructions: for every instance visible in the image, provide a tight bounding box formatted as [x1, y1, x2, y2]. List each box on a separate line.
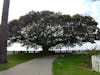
[8, 10, 99, 51]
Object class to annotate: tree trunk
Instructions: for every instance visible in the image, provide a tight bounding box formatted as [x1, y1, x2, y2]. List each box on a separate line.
[42, 46, 50, 54]
[0, 0, 10, 64]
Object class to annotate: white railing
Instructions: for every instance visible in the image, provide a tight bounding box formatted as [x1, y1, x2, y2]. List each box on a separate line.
[92, 55, 100, 72]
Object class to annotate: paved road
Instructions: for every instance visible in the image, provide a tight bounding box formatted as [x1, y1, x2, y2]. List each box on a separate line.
[0, 56, 56, 75]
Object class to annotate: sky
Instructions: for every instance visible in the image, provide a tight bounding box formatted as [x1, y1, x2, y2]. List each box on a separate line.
[0, 0, 100, 51]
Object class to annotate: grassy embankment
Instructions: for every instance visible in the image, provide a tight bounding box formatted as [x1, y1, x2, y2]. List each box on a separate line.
[53, 54, 100, 75]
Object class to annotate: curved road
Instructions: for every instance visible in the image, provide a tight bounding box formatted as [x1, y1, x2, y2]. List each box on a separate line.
[0, 56, 56, 75]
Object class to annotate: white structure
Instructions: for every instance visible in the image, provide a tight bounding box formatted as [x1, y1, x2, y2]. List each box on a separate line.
[92, 55, 100, 72]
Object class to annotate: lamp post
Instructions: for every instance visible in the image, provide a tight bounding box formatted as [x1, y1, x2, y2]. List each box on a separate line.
[0, 0, 10, 64]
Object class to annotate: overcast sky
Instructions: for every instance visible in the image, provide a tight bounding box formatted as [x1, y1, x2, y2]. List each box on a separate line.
[0, 0, 100, 27]
[0, 0, 100, 50]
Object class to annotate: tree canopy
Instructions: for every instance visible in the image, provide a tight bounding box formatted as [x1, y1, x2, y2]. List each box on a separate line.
[8, 10, 99, 52]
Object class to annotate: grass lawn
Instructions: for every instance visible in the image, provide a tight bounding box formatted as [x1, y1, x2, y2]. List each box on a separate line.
[0, 53, 45, 71]
[53, 54, 100, 75]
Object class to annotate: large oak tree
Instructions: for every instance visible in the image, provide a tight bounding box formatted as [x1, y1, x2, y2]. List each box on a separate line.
[8, 11, 99, 53]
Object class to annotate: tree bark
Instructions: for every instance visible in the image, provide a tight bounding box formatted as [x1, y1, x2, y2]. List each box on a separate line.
[0, 0, 10, 64]
[42, 46, 50, 54]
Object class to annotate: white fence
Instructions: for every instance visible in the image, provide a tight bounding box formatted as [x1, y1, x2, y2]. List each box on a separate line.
[92, 55, 100, 72]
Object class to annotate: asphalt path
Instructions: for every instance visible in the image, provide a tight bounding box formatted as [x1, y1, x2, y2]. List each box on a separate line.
[0, 55, 56, 75]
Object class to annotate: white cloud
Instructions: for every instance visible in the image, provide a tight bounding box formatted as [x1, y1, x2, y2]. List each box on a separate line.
[0, 0, 99, 24]
[1, 0, 85, 21]
[0, 0, 99, 23]
[0, 0, 3, 24]
[82, 0, 100, 28]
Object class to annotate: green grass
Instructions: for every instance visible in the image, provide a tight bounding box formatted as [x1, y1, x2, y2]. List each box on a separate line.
[53, 54, 100, 75]
[0, 53, 45, 71]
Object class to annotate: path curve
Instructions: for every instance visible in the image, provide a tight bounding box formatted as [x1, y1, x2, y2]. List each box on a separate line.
[0, 55, 56, 75]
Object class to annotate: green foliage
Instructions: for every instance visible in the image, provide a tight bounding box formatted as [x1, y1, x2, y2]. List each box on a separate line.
[53, 54, 100, 75]
[8, 10, 99, 52]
